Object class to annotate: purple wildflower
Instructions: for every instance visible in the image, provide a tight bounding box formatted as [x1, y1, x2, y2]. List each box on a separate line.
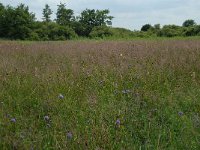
[44, 115, 50, 121]
[10, 118, 16, 123]
[59, 94, 64, 99]
[67, 132, 73, 139]
[116, 119, 121, 126]
[178, 111, 184, 116]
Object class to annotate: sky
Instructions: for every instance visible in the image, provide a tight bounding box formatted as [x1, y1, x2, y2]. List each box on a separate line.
[1, 0, 200, 30]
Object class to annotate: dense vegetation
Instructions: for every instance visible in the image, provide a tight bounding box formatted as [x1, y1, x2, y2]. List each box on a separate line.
[0, 40, 200, 149]
[0, 2, 200, 40]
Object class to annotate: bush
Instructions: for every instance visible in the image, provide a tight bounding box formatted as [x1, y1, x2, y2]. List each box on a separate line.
[141, 24, 152, 32]
[34, 22, 77, 40]
[110, 27, 134, 38]
[89, 26, 113, 38]
[159, 25, 183, 37]
[51, 25, 78, 40]
[183, 25, 200, 36]
[0, 4, 35, 40]
[27, 32, 40, 41]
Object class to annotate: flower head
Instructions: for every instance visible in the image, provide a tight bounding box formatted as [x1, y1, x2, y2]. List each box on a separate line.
[178, 111, 184, 116]
[59, 94, 64, 99]
[10, 118, 16, 123]
[116, 119, 121, 126]
[67, 132, 73, 139]
[44, 115, 50, 121]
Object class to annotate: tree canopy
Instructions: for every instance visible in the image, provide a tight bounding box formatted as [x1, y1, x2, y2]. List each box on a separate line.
[56, 3, 74, 26]
[0, 2, 199, 40]
[182, 19, 196, 27]
[42, 4, 53, 22]
[141, 24, 152, 32]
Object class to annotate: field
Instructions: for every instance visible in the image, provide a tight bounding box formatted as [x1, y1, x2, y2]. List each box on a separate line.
[0, 39, 200, 149]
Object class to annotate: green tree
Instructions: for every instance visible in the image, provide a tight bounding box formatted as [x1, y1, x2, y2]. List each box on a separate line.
[159, 25, 183, 37]
[0, 3, 5, 37]
[0, 3, 4, 11]
[78, 9, 113, 36]
[89, 26, 113, 38]
[0, 4, 35, 39]
[33, 22, 77, 40]
[95, 9, 114, 26]
[182, 19, 196, 27]
[154, 24, 160, 30]
[183, 25, 200, 36]
[56, 3, 74, 26]
[42, 4, 53, 22]
[141, 24, 152, 31]
[79, 9, 113, 27]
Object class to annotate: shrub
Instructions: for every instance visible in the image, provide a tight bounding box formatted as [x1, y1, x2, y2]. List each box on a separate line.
[159, 25, 183, 37]
[89, 26, 113, 38]
[141, 24, 152, 32]
[27, 32, 40, 41]
[34, 22, 77, 40]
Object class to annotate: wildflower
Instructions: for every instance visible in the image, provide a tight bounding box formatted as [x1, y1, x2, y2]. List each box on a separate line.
[44, 115, 50, 121]
[46, 123, 51, 128]
[99, 80, 104, 85]
[67, 132, 73, 139]
[59, 94, 64, 99]
[178, 111, 184, 116]
[10, 118, 16, 123]
[122, 89, 131, 94]
[116, 119, 121, 126]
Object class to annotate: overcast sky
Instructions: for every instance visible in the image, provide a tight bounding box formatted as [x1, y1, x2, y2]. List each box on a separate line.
[1, 0, 200, 30]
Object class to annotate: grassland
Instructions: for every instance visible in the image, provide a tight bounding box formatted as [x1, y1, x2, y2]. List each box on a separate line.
[0, 39, 200, 149]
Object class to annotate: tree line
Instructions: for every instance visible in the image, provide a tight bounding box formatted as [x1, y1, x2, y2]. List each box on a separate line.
[0, 2, 200, 40]
[0, 3, 113, 40]
[140, 19, 200, 37]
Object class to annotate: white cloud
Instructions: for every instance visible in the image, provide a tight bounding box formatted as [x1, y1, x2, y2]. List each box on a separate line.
[1, 0, 200, 30]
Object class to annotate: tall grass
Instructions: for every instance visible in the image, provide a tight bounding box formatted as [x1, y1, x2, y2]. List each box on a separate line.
[0, 40, 200, 149]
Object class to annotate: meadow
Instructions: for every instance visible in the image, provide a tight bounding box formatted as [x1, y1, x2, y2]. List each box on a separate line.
[0, 39, 200, 149]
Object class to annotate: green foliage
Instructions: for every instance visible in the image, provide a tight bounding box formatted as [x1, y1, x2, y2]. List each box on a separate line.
[141, 24, 152, 31]
[78, 9, 114, 36]
[56, 3, 74, 26]
[0, 4, 35, 40]
[42, 4, 53, 22]
[71, 21, 88, 37]
[110, 27, 135, 38]
[0, 3, 4, 11]
[183, 25, 200, 36]
[0, 2, 200, 40]
[182, 19, 196, 27]
[33, 22, 77, 40]
[89, 26, 113, 38]
[154, 24, 160, 30]
[159, 25, 183, 37]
